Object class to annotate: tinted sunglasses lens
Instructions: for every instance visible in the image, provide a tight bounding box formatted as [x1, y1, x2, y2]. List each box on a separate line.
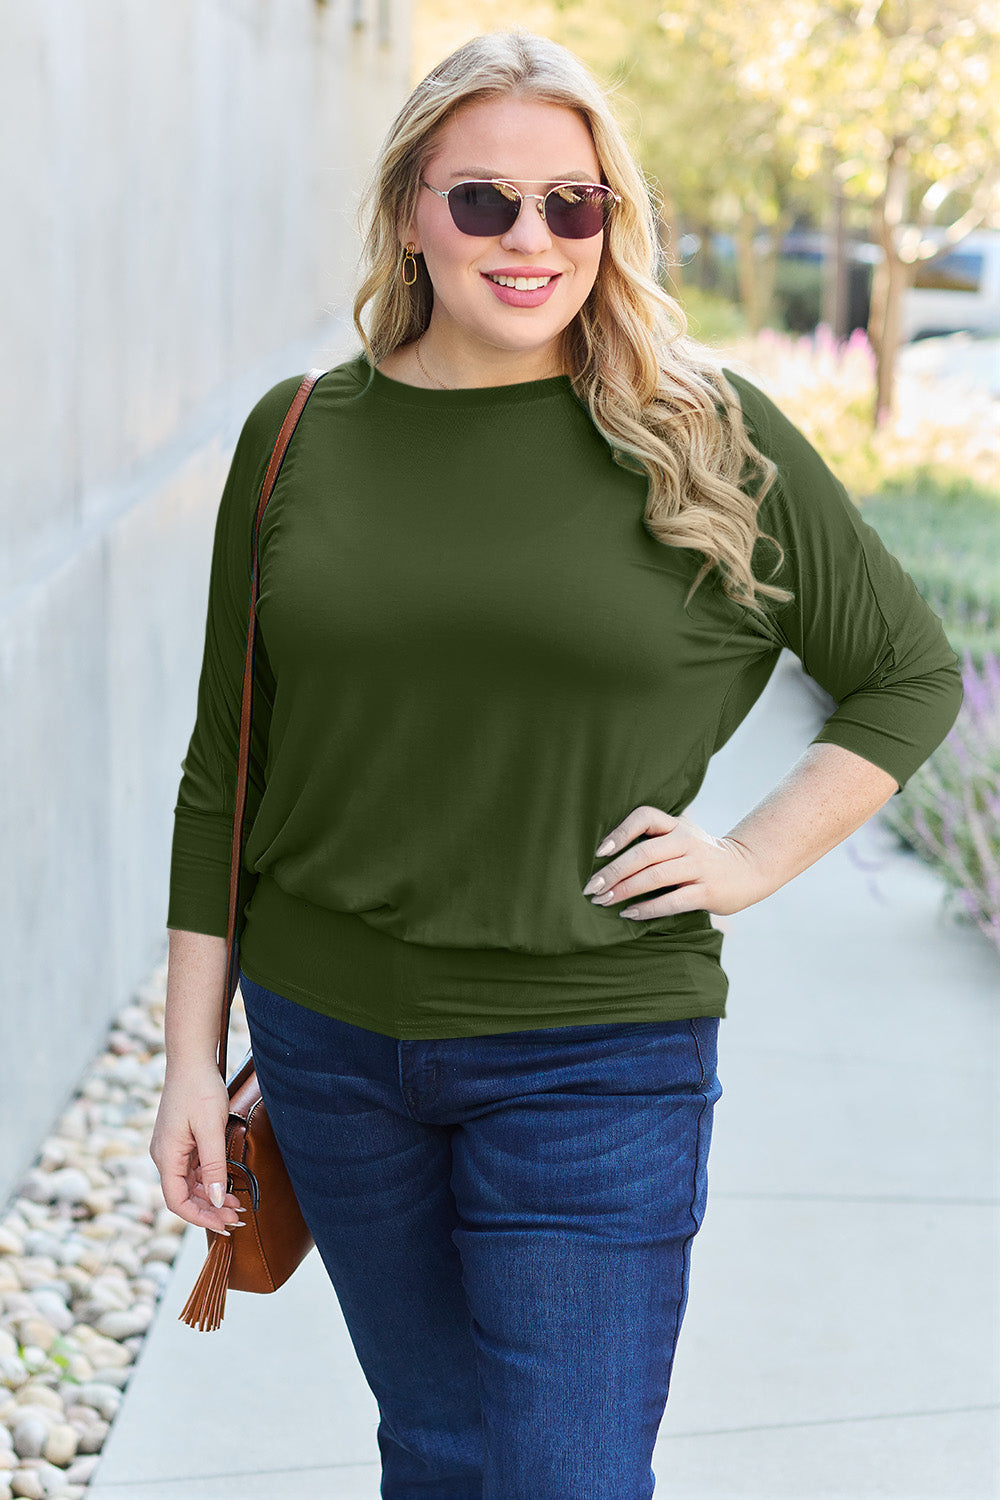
[545, 184, 613, 239]
[448, 182, 520, 236]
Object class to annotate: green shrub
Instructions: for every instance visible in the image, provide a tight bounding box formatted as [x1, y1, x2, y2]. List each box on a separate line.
[772, 258, 823, 334]
[675, 287, 748, 345]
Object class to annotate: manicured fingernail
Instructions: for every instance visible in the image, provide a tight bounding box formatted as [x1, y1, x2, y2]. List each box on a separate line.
[620, 908, 641, 918]
[596, 838, 615, 856]
[582, 875, 605, 894]
[209, 1184, 224, 1208]
[591, 891, 616, 905]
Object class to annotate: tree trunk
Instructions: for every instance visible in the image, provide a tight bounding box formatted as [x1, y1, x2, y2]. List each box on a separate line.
[757, 211, 792, 331]
[874, 250, 914, 424]
[822, 171, 849, 338]
[736, 211, 762, 331]
[869, 139, 911, 426]
[697, 221, 717, 290]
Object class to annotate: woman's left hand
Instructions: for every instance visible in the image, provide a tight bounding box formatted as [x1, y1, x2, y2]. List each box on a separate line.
[582, 805, 772, 920]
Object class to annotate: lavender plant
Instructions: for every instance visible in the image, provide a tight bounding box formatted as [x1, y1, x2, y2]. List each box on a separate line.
[880, 652, 1000, 952]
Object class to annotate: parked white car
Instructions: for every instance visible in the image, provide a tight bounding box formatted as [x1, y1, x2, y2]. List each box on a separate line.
[900, 229, 1000, 342]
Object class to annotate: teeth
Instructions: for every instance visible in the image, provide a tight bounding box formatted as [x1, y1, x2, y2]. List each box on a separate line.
[488, 274, 553, 290]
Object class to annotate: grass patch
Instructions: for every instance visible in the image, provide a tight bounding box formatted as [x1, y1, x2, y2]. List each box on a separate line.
[858, 481, 1000, 664]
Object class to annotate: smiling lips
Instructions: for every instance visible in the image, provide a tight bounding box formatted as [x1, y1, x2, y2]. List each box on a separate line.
[485, 267, 563, 289]
[481, 268, 562, 303]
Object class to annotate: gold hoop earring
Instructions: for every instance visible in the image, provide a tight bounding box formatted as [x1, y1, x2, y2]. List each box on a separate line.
[401, 242, 418, 286]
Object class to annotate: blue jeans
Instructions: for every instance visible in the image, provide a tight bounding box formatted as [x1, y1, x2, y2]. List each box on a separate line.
[239, 969, 722, 1500]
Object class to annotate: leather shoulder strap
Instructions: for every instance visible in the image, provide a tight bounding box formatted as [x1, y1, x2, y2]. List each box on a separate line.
[218, 368, 327, 1081]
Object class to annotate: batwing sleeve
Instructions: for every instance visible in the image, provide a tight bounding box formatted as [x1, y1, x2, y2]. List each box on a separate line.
[165, 375, 306, 936]
[724, 369, 964, 792]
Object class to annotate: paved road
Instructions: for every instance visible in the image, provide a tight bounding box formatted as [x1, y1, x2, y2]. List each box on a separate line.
[897, 333, 1000, 399]
[88, 655, 999, 1500]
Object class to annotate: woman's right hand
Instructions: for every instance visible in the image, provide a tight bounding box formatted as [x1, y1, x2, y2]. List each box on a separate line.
[149, 1062, 245, 1235]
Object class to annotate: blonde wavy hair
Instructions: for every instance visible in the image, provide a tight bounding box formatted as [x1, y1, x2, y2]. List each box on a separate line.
[352, 27, 789, 610]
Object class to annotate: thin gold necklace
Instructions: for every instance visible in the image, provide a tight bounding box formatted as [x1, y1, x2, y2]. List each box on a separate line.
[415, 336, 449, 390]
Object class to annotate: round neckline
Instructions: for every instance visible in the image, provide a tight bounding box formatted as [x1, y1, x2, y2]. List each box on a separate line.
[352, 353, 576, 407]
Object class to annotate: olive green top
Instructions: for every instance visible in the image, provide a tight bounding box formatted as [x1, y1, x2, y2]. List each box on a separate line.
[166, 354, 962, 1038]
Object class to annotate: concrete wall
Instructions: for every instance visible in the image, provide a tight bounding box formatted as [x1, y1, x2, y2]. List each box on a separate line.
[0, 0, 412, 1205]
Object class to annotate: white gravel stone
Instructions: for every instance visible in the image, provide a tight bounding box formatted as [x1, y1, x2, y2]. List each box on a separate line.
[61, 1456, 97, 1485]
[24, 1300, 69, 1340]
[71, 1419, 108, 1455]
[79, 1192, 115, 1218]
[66, 1331, 129, 1369]
[15, 1181, 47, 1211]
[40, 1424, 77, 1467]
[61, 1358, 91, 1387]
[93, 1307, 151, 1341]
[10, 1471, 45, 1500]
[11, 1415, 47, 1460]
[12, 1278, 50, 1301]
[12, 1391, 60, 1416]
[11, 1460, 65, 1499]
[0, 958, 229, 1485]
[83, 1275, 131, 1310]
[71, 1384, 120, 1422]
[11, 1321, 53, 1355]
[0, 1357, 28, 1390]
[104, 1244, 142, 1277]
[17, 1242, 56, 1268]
[131, 1276, 163, 1300]
[50, 1244, 84, 1273]
[53, 1271, 87, 1301]
[37, 1144, 67, 1173]
[38, 1463, 70, 1498]
[152, 1207, 186, 1237]
[47, 1176, 89, 1211]
[0, 1300, 32, 1322]
[141, 1235, 182, 1265]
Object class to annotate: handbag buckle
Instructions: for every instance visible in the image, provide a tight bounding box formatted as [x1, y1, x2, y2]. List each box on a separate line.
[225, 1158, 261, 1210]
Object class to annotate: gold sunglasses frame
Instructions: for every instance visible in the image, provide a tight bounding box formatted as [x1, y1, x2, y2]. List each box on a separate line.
[420, 178, 622, 236]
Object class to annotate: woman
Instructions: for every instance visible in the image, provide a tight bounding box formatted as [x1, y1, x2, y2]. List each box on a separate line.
[151, 27, 962, 1499]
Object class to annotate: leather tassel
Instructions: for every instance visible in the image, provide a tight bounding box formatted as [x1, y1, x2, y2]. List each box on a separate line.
[178, 1232, 234, 1332]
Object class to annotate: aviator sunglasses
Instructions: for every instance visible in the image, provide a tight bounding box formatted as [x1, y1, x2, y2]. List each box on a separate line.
[421, 177, 621, 240]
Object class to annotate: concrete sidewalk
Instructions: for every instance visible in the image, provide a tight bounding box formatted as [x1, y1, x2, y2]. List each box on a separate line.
[88, 655, 999, 1500]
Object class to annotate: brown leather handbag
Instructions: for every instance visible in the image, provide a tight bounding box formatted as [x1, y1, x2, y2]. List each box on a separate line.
[178, 367, 326, 1332]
